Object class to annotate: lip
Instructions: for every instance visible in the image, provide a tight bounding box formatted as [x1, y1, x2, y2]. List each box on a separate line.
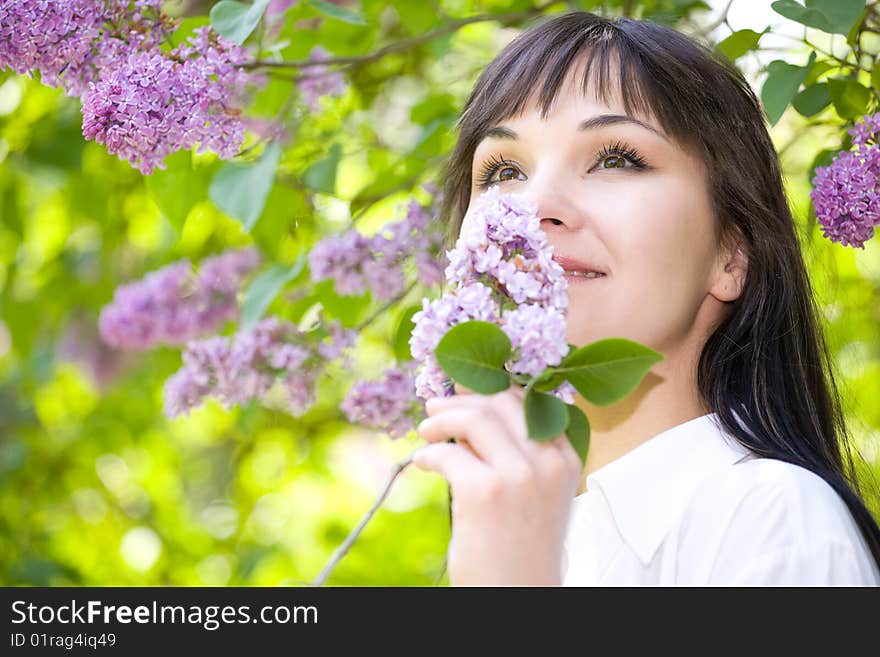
[552, 254, 608, 276]
[563, 271, 606, 284]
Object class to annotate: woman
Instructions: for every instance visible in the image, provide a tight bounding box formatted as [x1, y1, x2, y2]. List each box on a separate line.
[411, 10, 880, 586]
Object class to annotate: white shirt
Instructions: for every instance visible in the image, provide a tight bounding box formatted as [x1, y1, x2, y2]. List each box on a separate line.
[561, 411, 880, 586]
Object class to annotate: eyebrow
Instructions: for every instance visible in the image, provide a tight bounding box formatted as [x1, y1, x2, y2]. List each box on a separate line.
[479, 113, 670, 144]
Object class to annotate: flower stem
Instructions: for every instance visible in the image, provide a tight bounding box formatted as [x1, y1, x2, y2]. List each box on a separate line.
[311, 454, 415, 586]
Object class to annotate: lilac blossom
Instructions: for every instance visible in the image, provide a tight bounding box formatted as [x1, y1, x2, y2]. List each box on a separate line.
[59, 313, 133, 389]
[99, 247, 260, 350]
[81, 27, 253, 174]
[445, 186, 568, 311]
[308, 197, 446, 299]
[0, 0, 107, 93]
[848, 112, 880, 148]
[501, 304, 569, 378]
[163, 316, 357, 419]
[410, 186, 574, 403]
[296, 46, 347, 111]
[341, 362, 423, 439]
[0, 2, 255, 172]
[317, 320, 359, 367]
[810, 114, 880, 249]
[409, 282, 500, 399]
[0, 1, 174, 97]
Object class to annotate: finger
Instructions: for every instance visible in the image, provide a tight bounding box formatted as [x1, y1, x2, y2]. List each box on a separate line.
[549, 433, 584, 477]
[416, 421, 481, 459]
[424, 391, 525, 447]
[411, 442, 489, 490]
[427, 386, 523, 423]
[425, 388, 540, 459]
[417, 407, 532, 474]
[451, 381, 525, 400]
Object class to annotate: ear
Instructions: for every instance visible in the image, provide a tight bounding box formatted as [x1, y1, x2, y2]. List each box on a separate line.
[709, 243, 748, 303]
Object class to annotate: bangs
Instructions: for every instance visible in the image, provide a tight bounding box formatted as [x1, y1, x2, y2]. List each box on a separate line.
[462, 16, 698, 150]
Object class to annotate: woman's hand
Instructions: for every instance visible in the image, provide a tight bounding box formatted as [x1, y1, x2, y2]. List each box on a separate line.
[412, 383, 583, 586]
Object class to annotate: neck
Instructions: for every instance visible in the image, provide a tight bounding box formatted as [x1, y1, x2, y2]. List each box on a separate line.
[572, 341, 710, 495]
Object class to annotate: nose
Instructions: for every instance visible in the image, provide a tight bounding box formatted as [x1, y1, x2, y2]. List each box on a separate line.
[517, 180, 582, 233]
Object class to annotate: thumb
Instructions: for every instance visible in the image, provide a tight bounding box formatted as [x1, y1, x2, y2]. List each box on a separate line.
[411, 442, 486, 488]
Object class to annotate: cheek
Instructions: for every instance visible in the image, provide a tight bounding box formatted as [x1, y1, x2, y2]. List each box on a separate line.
[565, 181, 716, 347]
[605, 177, 715, 280]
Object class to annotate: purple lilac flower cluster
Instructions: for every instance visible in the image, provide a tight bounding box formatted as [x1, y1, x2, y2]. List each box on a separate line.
[308, 196, 446, 299]
[163, 316, 358, 419]
[340, 361, 423, 439]
[81, 27, 252, 174]
[0, 0, 108, 93]
[296, 46, 348, 112]
[99, 247, 261, 350]
[0, 1, 254, 174]
[810, 112, 880, 249]
[410, 186, 576, 403]
[0, 0, 172, 96]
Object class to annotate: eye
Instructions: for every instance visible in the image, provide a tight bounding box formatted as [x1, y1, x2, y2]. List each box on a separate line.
[592, 140, 649, 172]
[599, 154, 628, 169]
[474, 140, 650, 190]
[475, 153, 525, 189]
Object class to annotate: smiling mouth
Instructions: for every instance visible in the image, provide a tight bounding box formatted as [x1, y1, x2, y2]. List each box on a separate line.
[563, 271, 606, 281]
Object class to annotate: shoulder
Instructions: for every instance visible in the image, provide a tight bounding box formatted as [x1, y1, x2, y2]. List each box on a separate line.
[688, 458, 852, 539]
[675, 458, 880, 585]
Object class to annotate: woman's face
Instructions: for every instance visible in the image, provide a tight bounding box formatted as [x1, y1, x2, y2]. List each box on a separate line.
[461, 63, 741, 360]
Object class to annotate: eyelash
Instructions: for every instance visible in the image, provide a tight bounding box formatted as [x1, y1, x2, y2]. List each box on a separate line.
[475, 140, 650, 189]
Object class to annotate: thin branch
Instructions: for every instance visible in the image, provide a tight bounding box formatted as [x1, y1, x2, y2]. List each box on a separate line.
[244, 0, 564, 72]
[692, 0, 734, 40]
[771, 31, 871, 74]
[354, 280, 418, 332]
[310, 454, 416, 586]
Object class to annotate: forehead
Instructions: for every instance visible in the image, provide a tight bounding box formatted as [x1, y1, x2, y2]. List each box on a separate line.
[477, 51, 664, 141]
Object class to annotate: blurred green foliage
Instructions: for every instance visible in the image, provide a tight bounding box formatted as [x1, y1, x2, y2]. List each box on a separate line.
[1, 0, 879, 586]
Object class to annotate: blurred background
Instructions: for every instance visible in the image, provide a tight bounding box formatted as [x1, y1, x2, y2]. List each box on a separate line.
[1, 0, 878, 585]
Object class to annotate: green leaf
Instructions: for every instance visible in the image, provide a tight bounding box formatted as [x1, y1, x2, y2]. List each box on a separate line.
[760, 51, 816, 125]
[555, 338, 665, 406]
[393, 305, 421, 362]
[303, 143, 342, 195]
[716, 29, 764, 60]
[828, 78, 871, 119]
[792, 83, 831, 117]
[305, 0, 367, 25]
[410, 93, 458, 125]
[531, 368, 565, 393]
[209, 0, 271, 45]
[807, 147, 838, 184]
[771, 0, 863, 35]
[872, 63, 880, 92]
[241, 256, 306, 330]
[144, 150, 211, 233]
[524, 388, 569, 441]
[391, 0, 435, 34]
[434, 321, 512, 395]
[804, 58, 836, 85]
[565, 404, 591, 467]
[209, 143, 282, 231]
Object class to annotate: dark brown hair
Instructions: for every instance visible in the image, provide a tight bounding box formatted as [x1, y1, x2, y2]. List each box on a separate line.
[438, 10, 880, 573]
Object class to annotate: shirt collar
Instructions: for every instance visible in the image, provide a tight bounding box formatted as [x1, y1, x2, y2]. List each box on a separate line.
[582, 411, 754, 566]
